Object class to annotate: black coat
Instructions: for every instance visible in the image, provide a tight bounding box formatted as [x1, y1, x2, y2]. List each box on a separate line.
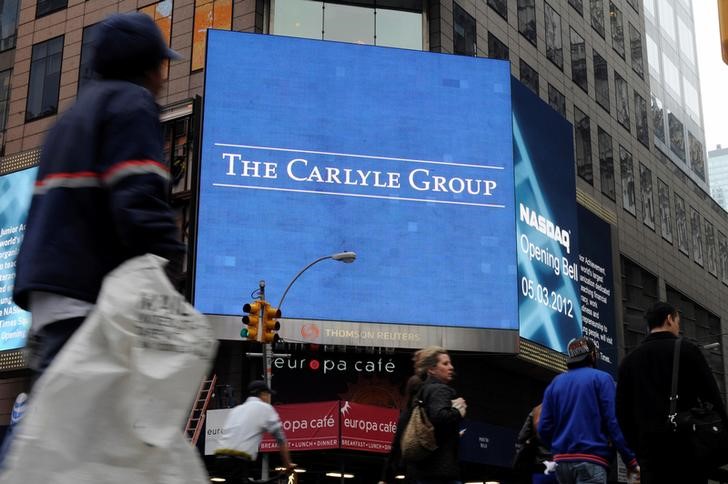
[616, 332, 727, 466]
[408, 377, 463, 481]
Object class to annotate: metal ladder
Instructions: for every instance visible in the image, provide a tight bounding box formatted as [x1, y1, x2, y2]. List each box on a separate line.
[184, 374, 217, 445]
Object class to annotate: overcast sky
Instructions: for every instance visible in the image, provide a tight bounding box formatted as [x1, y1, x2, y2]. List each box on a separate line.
[694, 0, 728, 152]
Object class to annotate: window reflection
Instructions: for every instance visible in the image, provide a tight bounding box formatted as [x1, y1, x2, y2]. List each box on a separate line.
[620, 145, 636, 216]
[192, 0, 233, 71]
[590, 0, 604, 38]
[575, 106, 593, 184]
[668, 111, 685, 161]
[273, 0, 323, 40]
[634, 92, 649, 147]
[571, 28, 587, 93]
[453, 2, 476, 55]
[609, 1, 624, 59]
[0, 69, 9, 132]
[629, 23, 643, 79]
[594, 51, 609, 112]
[689, 132, 705, 181]
[598, 127, 615, 201]
[675, 193, 689, 255]
[651, 95, 665, 143]
[545, 3, 563, 69]
[520, 59, 538, 95]
[376, 9, 422, 50]
[615, 72, 630, 131]
[0, 0, 19, 52]
[487, 0, 507, 20]
[488, 32, 509, 60]
[518, 0, 537, 46]
[324, 3, 374, 44]
[658, 178, 673, 243]
[569, 0, 583, 15]
[640, 162, 655, 231]
[548, 84, 566, 116]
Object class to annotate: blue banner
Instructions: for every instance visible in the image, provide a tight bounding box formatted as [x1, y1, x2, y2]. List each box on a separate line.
[0, 168, 37, 351]
[195, 31, 518, 330]
[513, 79, 582, 353]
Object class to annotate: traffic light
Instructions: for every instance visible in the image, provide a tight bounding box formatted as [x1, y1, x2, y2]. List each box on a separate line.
[261, 302, 281, 344]
[721, 0, 728, 64]
[242, 301, 262, 341]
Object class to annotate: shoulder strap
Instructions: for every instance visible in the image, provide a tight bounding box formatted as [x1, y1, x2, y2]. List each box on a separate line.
[669, 337, 682, 428]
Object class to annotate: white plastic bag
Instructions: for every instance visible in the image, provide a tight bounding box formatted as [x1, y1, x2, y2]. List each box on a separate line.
[1, 254, 218, 484]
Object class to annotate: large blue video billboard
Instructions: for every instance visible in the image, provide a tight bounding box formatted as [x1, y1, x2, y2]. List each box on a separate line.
[195, 31, 517, 337]
[0, 168, 37, 351]
[513, 79, 582, 353]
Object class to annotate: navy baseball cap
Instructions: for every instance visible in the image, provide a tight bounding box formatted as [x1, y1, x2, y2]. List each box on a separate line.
[93, 12, 181, 79]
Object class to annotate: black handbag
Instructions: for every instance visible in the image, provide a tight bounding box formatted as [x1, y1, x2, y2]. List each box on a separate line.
[668, 337, 728, 469]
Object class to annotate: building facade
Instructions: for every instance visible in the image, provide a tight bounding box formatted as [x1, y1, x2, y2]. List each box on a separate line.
[0, 0, 727, 481]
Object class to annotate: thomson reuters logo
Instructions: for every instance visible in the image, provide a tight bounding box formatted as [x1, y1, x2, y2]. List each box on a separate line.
[301, 323, 320, 341]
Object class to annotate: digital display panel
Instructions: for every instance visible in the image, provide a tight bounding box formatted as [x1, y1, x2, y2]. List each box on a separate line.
[195, 31, 517, 333]
[0, 168, 37, 351]
[513, 79, 582, 353]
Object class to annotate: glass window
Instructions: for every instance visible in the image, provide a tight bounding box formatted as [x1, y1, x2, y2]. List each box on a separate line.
[658, 178, 673, 243]
[706, 220, 718, 277]
[453, 2, 476, 56]
[272, 0, 322, 40]
[192, 0, 232, 71]
[668, 111, 685, 161]
[488, 32, 509, 60]
[609, 1, 625, 59]
[651, 94, 665, 143]
[590, 0, 604, 38]
[662, 53, 680, 99]
[614, 72, 630, 131]
[594, 51, 609, 112]
[140, 0, 173, 80]
[0, 0, 19, 52]
[545, 3, 563, 69]
[78, 24, 98, 92]
[629, 23, 644, 79]
[620, 145, 636, 216]
[675, 193, 689, 255]
[569, 0, 583, 15]
[36, 0, 66, 18]
[520, 59, 538, 94]
[376, 9, 423, 50]
[644, 0, 655, 17]
[689, 132, 705, 181]
[26, 35, 63, 122]
[324, 3, 374, 44]
[646, 33, 660, 78]
[678, 17, 695, 66]
[598, 127, 615, 201]
[575, 106, 593, 184]
[517, 0, 537, 47]
[0, 69, 10, 132]
[634, 92, 649, 147]
[721, 231, 728, 284]
[571, 28, 587, 93]
[640, 162, 655, 231]
[691, 207, 704, 266]
[487, 0, 507, 20]
[548, 84, 566, 116]
[660, 0, 676, 43]
[684, 78, 700, 122]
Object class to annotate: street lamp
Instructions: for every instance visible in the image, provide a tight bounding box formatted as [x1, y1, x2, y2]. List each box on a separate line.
[276, 251, 357, 311]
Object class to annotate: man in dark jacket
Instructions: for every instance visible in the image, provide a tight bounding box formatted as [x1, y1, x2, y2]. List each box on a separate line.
[616, 301, 727, 484]
[13, 12, 184, 379]
[538, 337, 639, 484]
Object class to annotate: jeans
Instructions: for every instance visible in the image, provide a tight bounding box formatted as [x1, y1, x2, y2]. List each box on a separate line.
[554, 462, 607, 484]
[25, 316, 86, 385]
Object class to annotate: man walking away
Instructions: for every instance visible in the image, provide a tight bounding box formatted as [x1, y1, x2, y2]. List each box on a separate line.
[13, 12, 185, 382]
[616, 301, 728, 484]
[215, 381, 295, 481]
[539, 337, 639, 484]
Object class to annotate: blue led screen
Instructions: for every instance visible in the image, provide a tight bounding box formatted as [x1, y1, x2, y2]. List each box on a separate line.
[513, 79, 582, 352]
[195, 31, 518, 330]
[0, 168, 37, 351]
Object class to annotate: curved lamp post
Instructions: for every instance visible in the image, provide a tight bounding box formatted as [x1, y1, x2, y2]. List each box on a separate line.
[276, 251, 356, 311]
